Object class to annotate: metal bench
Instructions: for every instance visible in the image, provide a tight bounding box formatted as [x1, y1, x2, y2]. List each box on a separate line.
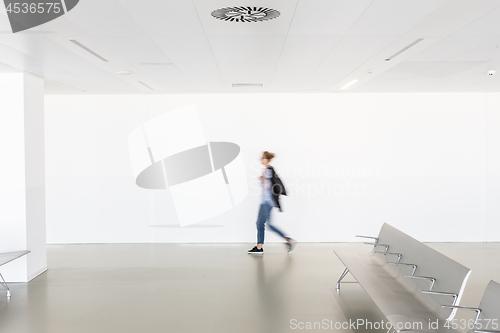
[334, 223, 471, 333]
[0, 251, 30, 297]
[442, 280, 500, 333]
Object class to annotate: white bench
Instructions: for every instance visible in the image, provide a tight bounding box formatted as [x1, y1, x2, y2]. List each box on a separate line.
[442, 280, 500, 333]
[0, 251, 30, 297]
[334, 223, 471, 333]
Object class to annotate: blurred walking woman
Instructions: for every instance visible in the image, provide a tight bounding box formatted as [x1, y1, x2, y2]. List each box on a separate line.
[248, 151, 296, 254]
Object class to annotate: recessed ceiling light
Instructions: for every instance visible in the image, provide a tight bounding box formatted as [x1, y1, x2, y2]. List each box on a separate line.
[138, 81, 154, 90]
[384, 38, 424, 62]
[340, 80, 358, 90]
[69, 39, 108, 62]
[116, 71, 133, 75]
[212, 7, 280, 22]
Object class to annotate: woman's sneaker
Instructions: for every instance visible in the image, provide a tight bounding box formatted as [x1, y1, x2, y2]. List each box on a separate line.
[286, 239, 297, 254]
[248, 246, 263, 254]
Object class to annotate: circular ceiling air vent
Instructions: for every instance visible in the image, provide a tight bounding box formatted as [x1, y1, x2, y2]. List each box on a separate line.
[211, 7, 280, 22]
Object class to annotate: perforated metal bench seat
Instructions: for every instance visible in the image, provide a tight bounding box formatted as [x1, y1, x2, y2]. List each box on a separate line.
[334, 224, 471, 333]
[0, 251, 30, 297]
[450, 280, 500, 333]
[335, 250, 460, 333]
[0, 251, 30, 267]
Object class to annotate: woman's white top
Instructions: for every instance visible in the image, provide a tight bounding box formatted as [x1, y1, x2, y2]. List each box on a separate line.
[262, 168, 275, 206]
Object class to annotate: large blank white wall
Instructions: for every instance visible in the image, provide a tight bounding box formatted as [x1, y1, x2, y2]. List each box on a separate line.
[44, 93, 500, 243]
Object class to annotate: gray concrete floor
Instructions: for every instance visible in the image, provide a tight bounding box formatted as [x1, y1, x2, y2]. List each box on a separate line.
[0, 243, 498, 333]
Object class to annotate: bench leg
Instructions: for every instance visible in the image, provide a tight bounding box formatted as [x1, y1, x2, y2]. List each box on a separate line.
[0, 273, 10, 298]
[336, 268, 358, 292]
[336, 268, 349, 291]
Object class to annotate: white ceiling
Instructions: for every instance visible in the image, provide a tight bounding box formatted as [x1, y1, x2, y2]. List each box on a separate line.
[0, 0, 500, 94]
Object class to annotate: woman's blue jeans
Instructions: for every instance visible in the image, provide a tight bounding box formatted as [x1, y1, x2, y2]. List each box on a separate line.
[256, 202, 286, 244]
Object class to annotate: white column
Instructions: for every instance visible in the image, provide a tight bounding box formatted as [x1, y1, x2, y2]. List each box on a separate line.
[0, 73, 46, 282]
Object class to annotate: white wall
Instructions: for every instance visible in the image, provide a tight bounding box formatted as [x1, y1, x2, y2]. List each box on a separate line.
[44, 93, 500, 243]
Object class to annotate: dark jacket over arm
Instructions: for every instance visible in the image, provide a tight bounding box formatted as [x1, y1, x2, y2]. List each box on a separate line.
[268, 166, 287, 212]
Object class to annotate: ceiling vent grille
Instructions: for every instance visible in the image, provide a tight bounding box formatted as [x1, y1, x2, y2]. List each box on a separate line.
[232, 83, 264, 88]
[212, 7, 280, 22]
[385, 38, 424, 62]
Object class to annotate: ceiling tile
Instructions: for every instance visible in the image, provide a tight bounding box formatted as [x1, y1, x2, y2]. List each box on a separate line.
[218, 62, 276, 87]
[64, 0, 146, 36]
[174, 63, 225, 89]
[270, 78, 304, 90]
[0, 43, 110, 92]
[118, 0, 205, 35]
[357, 77, 404, 90]
[0, 11, 13, 31]
[406, 0, 500, 37]
[0, 62, 19, 73]
[44, 79, 87, 94]
[152, 36, 215, 63]
[0, 35, 90, 65]
[409, 35, 498, 61]
[465, 78, 500, 90]
[418, 79, 471, 91]
[454, 5, 500, 36]
[54, 63, 139, 90]
[208, 35, 286, 62]
[288, 0, 372, 35]
[2, 12, 84, 37]
[387, 78, 438, 90]
[326, 35, 399, 62]
[93, 36, 170, 63]
[304, 62, 361, 88]
[279, 36, 342, 62]
[132, 63, 192, 90]
[377, 62, 440, 79]
[0, 33, 145, 91]
[452, 38, 500, 61]
[347, 0, 448, 36]
[414, 61, 486, 79]
[48, 35, 128, 64]
[175, 63, 221, 79]
[417, 60, 499, 91]
[274, 62, 320, 79]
